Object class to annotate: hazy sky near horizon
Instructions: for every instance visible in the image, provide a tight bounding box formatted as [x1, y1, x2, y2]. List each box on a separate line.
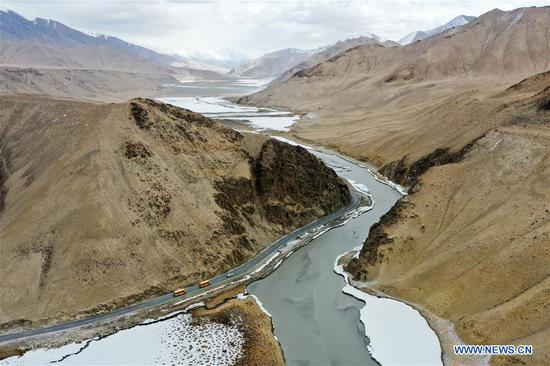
[3, 0, 548, 57]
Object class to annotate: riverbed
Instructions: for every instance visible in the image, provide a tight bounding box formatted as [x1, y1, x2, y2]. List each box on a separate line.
[1, 78, 442, 366]
[247, 142, 440, 366]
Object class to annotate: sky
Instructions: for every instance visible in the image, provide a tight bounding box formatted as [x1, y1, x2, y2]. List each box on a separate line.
[3, 0, 548, 58]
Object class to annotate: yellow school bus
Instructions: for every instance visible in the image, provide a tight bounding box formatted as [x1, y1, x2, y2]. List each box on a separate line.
[173, 288, 186, 297]
[198, 280, 210, 288]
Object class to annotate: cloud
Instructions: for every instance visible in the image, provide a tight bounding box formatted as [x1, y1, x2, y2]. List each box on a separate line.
[3, 0, 548, 57]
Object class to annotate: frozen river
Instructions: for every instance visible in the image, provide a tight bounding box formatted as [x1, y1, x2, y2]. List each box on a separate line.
[159, 96, 300, 131]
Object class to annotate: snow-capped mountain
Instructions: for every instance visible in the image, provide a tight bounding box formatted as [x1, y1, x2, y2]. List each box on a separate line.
[228, 48, 314, 78]
[175, 49, 250, 73]
[397, 31, 422, 46]
[272, 34, 398, 84]
[0, 9, 184, 69]
[398, 15, 476, 45]
[364, 32, 386, 43]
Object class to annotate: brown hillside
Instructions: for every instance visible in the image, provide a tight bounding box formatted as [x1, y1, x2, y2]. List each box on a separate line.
[346, 82, 550, 365]
[242, 7, 549, 166]
[0, 95, 349, 323]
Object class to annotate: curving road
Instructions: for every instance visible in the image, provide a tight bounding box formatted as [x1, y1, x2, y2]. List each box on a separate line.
[0, 191, 363, 344]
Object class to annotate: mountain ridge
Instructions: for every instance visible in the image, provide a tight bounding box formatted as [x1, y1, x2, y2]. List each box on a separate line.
[270, 35, 399, 85]
[243, 6, 550, 111]
[228, 48, 314, 78]
[0, 10, 180, 70]
[398, 14, 476, 45]
[0, 9, 234, 75]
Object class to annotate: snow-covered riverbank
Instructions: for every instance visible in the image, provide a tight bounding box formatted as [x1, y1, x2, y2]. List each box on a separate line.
[1, 313, 244, 366]
[334, 252, 442, 366]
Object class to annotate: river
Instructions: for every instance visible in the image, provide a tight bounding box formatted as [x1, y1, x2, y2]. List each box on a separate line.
[1, 78, 442, 366]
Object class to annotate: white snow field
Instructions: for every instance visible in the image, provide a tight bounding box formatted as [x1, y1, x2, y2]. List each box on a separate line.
[1, 313, 245, 366]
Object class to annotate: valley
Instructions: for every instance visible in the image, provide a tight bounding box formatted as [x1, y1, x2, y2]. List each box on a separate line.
[239, 6, 550, 365]
[0, 84, 441, 366]
[0, 3, 549, 366]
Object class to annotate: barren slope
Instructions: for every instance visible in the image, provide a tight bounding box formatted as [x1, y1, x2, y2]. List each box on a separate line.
[240, 5, 550, 365]
[241, 7, 549, 163]
[0, 67, 181, 103]
[346, 82, 550, 365]
[0, 96, 350, 323]
[271, 35, 398, 85]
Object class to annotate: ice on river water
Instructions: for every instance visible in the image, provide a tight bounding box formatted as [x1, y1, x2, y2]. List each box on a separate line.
[158, 96, 300, 131]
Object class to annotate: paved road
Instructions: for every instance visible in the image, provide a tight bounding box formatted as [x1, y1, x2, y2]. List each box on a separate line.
[0, 191, 362, 344]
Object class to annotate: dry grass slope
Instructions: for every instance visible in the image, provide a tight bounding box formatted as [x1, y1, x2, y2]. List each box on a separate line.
[0, 95, 349, 325]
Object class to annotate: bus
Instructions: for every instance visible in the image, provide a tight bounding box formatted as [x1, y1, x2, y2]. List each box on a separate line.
[173, 288, 186, 297]
[198, 280, 210, 288]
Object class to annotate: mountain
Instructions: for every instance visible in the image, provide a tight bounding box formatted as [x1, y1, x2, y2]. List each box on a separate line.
[0, 10, 223, 101]
[244, 7, 549, 110]
[271, 35, 399, 85]
[176, 50, 250, 73]
[346, 74, 550, 366]
[0, 95, 350, 323]
[398, 14, 476, 45]
[228, 48, 313, 78]
[363, 32, 386, 43]
[0, 10, 175, 70]
[240, 6, 550, 364]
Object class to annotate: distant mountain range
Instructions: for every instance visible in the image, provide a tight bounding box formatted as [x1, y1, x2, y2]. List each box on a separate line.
[236, 15, 477, 82]
[228, 48, 315, 78]
[0, 9, 176, 70]
[0, 9, 243, 74]
[229, 32, 399, 81]
[0, 9, 231, 101]
[175, 50, 251, 73]
[272, 35, 399, 84]
[237, 14, 478, 83]
[398, 15, 476, 45]
[0, 8, 486, 101]
[246, 8, 546, 110]
[0, 9, 479, 79]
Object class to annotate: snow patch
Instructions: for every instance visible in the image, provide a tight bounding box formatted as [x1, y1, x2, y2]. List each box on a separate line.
[270, 135, 314, 151]
[368, 168, 408, 195]
[252, 252, 280, 275]
[230, 274, 251, 285]
[237, 292, 272, 318]
[184, 301, 205, 312]
[273, 259, 284, 271]
[346, 178, 370, 195]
